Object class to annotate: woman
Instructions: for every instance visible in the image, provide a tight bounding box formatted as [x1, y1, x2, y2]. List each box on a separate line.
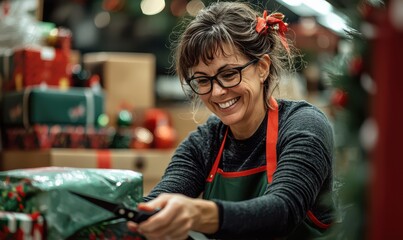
[129, 2, 335, 239]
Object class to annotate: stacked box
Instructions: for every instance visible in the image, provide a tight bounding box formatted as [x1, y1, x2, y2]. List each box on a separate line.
[83, 52, 156, 127]
[4, 124, 112, 149]
[0, 27, 103, 151]
[2, 87, 104, 127]
[0, 167, 145, 239]
[2, 47, 71, 91]
[1, 86, 109, 149]
[0, 27, 72, 92]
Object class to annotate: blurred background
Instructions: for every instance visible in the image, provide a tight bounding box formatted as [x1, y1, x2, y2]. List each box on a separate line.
[40, 0, 347, 105]
[1, 0, 402, 239]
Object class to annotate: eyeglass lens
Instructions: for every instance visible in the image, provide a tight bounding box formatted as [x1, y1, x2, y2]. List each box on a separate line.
[188, 59, 257, 95]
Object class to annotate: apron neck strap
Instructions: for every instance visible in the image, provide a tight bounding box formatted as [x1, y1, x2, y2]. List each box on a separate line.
[207, 127, 228, 183]
[206, 97, 279, 183]
[266, 97, 279, 183]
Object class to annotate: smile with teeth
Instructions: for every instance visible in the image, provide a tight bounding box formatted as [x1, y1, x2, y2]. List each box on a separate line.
[217, 97, 240, 109]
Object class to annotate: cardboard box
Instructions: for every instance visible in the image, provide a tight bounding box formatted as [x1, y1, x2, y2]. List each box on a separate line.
[83, 52, 156, 126]
[69, 49, 81, 66]
[1, 149, 173, 195]
[163, 105, 211, 145]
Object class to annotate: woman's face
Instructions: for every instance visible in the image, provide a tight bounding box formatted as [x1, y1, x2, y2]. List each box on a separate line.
[191, 46, 267, 128]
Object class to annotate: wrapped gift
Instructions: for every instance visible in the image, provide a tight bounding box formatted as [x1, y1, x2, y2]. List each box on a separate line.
[69, 218, 144, 240]
[2, 86, 104, 127]
[0, 211, 46, 240]
[9, 47, 71, 91]
[3, 124, 112, 149]
[0, 167, 144, 239]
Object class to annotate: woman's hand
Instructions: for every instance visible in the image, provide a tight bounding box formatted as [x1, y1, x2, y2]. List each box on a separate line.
[127, 193, 219, 240]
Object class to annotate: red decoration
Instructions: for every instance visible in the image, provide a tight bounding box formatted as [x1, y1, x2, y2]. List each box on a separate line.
[102, 0, 124, 12]
[331, 89, 348, 108]
[154, 124, 177, 149]
[143, 109, 177, 149]
[349, 56, 364, 76]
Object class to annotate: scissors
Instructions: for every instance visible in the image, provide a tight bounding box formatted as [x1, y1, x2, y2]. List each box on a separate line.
[70, 191, 159, 223]
[71, 192, 209, 240]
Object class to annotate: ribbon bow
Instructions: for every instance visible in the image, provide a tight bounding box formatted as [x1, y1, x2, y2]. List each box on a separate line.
[256, 10, 289, 52]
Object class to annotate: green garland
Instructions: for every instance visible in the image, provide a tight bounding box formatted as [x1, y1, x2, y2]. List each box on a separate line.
[323, 0, 383, 239]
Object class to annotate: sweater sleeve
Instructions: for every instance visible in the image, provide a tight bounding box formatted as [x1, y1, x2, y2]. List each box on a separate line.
[144, 115, 221, 202]
[212, 102, 334, 239]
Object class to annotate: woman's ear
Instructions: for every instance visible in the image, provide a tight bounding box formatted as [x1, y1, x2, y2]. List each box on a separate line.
[258, 54, 271, 83]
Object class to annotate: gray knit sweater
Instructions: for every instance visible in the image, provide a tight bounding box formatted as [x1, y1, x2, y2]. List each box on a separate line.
[144, 99, 335, 239]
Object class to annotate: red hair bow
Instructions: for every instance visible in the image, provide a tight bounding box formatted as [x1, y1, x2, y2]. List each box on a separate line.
[256, 10, 289, 52]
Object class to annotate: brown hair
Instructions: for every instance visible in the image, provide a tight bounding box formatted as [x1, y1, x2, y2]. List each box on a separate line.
[171, 1, 298, 108]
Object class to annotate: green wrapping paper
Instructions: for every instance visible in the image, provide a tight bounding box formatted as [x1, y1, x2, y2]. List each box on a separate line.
[2, 86, 104, 127]
[0, 167, 143, 239]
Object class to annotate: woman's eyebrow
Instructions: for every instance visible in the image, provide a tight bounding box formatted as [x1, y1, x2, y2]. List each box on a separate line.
[192, 64, 232, 76]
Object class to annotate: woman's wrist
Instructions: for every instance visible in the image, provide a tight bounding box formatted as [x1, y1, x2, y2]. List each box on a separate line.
[192, 199, 220, 234]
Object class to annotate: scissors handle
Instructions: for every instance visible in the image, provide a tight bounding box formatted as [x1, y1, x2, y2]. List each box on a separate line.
[116, 207, 159, 223]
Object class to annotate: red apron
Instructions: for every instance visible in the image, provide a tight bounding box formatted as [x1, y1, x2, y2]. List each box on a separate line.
[203, 97, 330, 238]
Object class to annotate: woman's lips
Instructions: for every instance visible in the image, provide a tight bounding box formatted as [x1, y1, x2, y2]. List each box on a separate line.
[217, 97, 240, 109]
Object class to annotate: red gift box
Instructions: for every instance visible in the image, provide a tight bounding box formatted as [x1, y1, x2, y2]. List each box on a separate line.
[9, 47, 71, 91]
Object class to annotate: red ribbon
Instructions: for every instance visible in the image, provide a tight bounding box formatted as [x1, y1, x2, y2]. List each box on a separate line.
[97, 150, 112, 169]
[256, 10, 289, 52]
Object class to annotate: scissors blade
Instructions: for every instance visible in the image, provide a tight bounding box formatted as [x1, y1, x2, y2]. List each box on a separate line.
[70, 191, 120, 213]
[70, 191, 159, 223]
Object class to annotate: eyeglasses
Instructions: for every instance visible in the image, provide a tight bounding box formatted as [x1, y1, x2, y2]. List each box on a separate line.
[186, 59, 258, 95]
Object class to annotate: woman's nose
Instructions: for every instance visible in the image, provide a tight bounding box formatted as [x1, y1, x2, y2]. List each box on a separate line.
[211, 80, 227, 96]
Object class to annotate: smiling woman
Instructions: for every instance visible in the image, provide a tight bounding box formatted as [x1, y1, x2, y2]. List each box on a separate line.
[191, 48, 268, 137]
[127, 2, 337, 239]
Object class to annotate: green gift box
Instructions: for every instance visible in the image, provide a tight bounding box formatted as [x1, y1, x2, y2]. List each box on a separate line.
[0, 167, 144, 239]
[2, 86, 104, 127]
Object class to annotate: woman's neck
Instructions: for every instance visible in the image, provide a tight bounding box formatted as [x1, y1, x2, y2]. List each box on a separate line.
[230, 106, 267, 140]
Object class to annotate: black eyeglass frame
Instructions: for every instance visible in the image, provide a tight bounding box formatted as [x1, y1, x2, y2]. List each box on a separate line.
[185, 59, 259, 95]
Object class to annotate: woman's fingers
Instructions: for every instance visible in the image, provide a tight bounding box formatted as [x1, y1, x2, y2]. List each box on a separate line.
[139, 200, 179, 233]
[127, 221, 139, 232]
[138, 194, 197, 239]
